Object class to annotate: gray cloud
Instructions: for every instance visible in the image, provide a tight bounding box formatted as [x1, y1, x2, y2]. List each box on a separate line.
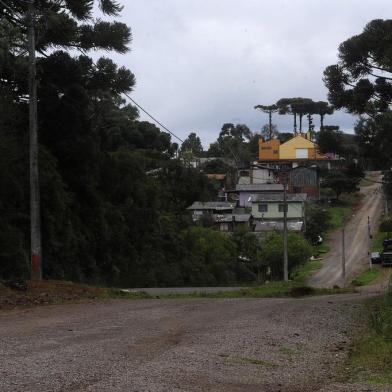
[101, 0, 391, 146]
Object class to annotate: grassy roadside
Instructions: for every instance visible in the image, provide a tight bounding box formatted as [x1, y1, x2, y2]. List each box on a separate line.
[351, 268, 381, 287]
[159, 259, 351, 300]
[372, 229, 389, 252]
[359, 178, 374, 187]
[343, 280, 392, 386]
[329, 193, 362, 230]
[0, 251, 354, 310]
[312, 192, 360, 258]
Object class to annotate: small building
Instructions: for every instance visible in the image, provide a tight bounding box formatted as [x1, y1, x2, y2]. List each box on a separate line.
[237, 166, 276, 185]
[279, 134, 325, 160]
[258, 138, 281, 160]
[250, 193, 307, 220]
[187, 201, 236, 221]
[253, 220, 303, 233]
[258, 134, 325, 162]
[235, 183, 284, 207]
[212, 214, 252, 232]
[287, 166, 319, 199]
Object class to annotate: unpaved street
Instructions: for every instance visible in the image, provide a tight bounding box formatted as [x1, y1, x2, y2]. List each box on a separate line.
[0, 294, 384, 392]
[308, 180, 384, 288]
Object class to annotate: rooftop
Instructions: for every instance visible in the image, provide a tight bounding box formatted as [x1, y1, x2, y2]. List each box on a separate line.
[187, 201, 236, 210]
[250, 193, 307, 202]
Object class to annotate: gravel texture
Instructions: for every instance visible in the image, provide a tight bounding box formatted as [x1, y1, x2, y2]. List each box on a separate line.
[1, 293, 389, 391]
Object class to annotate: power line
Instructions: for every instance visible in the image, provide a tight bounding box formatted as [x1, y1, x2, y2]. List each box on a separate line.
[75, 48, 184, 144]
[124, 93, 184, 144]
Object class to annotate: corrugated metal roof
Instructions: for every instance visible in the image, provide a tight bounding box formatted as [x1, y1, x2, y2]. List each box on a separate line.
[187, 201, 236, 210]
[236, 183, 283, 191]
[250, 193, 307, 202]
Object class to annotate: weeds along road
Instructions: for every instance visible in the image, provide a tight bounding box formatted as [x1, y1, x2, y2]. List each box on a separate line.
[307, 181, 384, 289]
[0, 294, 384, 392]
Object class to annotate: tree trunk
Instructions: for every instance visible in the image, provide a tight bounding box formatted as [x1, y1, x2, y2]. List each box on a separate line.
[299, 114, 303, 133]
[320, 114, 324, 131]
[293, 113, 297, 134]
[269, 110, 272, 139]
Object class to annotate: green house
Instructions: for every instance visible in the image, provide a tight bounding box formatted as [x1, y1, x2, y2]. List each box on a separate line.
[250, 193, 307, 220]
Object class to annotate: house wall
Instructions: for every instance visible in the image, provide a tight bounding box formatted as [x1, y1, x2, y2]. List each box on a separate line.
[251, 202, 303, 219]
[288, 185, 318, 199]
[258, 139, 280, 161]
[279, 135, 325, 160]
[251, 168, 275, 183]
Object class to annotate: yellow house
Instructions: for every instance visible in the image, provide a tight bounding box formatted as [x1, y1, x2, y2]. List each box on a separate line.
[258, 134, 325, 161]
[279, 134, 324, 160]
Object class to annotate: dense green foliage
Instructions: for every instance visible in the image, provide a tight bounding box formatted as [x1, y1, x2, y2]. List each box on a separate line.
[304, 205, 331, 244]
[260, 232, 313, 279]
[322, 170, 360, 200]
[0, 1, 315, 287]
[180, 132, 203, 157]
[0, 1, 222, 286]
[324, 19, 392, 169]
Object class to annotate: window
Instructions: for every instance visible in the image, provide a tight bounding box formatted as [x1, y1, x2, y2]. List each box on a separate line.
[258, 204, 268, 213]
[279, 204, 287, 213]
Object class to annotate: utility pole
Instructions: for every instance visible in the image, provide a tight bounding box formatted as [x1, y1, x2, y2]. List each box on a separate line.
[368, 215, 372, 270]
[283, 177, 288, 282]
[28, 0, 42, 281]
[341, 218, 346, 285]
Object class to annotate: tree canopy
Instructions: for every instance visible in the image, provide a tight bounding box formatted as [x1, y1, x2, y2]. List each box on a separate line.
[180, 132, 204, 157]
[324, 19, 392, 116]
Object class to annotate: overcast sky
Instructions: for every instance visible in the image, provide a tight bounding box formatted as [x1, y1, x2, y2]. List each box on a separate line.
[101, 0, 390, 147]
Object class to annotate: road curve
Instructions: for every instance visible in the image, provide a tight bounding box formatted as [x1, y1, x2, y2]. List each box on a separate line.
[307, 181, 384, 288]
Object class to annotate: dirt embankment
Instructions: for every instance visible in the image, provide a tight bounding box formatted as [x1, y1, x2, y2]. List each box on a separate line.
[0, 280, 112, 310]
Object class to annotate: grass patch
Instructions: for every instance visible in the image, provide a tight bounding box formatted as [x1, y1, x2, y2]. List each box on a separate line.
[372, 230, 389, 252]
[292, 259, 322, 283]
[160, 259, 352, 300]
[359, 178, 374, 187]
[279, 346, 297, 357]
[329, 206, 352, 230]
[314, 242, 330, 256]
[344, 281, 392, 385]
[351, 268, 381, 287]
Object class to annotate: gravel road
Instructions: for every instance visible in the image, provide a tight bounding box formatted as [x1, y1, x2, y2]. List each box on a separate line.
[307, 180, 384, 288]
[0, 294, 387, 392]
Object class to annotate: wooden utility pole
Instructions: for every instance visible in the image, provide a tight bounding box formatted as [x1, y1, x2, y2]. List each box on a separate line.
[283, 178, 288, 282]
[28, 0, 42, 281]
[341, 219, 346, 285]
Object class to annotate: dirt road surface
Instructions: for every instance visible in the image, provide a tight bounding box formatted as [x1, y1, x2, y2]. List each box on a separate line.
[0, 294, 386, 392]
[307, 181, 384, 288]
